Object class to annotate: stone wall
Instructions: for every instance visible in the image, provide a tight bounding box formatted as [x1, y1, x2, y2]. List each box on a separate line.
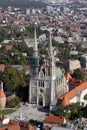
[6, 94, 16, 102]
[0, 97, 6, 108]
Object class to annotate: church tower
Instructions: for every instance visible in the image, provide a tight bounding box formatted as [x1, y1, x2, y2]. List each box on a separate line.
[29, 23, 40, 105]
[29, 28, 69, 107]
[44, 31, 56, 105]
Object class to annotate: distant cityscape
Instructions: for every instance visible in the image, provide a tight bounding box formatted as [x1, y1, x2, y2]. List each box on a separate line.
[0, 0, 87, 130]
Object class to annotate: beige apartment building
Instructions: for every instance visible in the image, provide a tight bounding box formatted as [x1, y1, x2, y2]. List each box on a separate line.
[65, 59, 81, 72]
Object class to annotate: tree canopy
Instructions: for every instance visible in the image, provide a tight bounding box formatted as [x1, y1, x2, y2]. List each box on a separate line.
[54, 103, 87, 120]
[72, 68, 85, 81]
[0, 67, 25, 91]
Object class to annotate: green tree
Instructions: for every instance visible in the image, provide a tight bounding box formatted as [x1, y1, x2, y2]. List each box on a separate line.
[84, 94, 87, 100]
[76, 44, 83, 52]
[69, 103, 83, 120]
[25, 25, 44, 38]
[52, 40, 70, 61]
[54, 103, 85, 121]
[54, 105, 71, 120]
[81, 105, 87, 118]
[72, 69, 85, 81]
[1, 67, 25, 91]
[38, 44, 47, 55]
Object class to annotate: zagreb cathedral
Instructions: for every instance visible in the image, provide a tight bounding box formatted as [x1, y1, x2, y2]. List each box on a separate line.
[29, 26, 69, 107]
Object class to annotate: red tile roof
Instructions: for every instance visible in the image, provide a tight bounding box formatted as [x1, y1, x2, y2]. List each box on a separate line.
[61, 95, 70, 106]
[0, 89, 6, 98]
[5, 45, 13, 50]
[65, 73, 72, 81]
[0, 64, 5, 69]
[22, 65, 30, 70]
[61, 82, 87, 106]
[44, 114, 66, 125]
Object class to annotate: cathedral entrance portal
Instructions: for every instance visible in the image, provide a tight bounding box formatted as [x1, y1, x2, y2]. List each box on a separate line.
[37, 94, 45, 107]
[39, 96, 43, 106]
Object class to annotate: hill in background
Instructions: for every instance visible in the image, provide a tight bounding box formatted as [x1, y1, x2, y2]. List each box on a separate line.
[0, 0, 46, 8]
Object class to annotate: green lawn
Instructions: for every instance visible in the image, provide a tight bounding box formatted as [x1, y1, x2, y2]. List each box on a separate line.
[0, 109, 16, 115]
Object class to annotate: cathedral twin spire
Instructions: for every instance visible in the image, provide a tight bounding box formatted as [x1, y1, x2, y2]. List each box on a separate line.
[33, 25, 53, 58]
[33, 22, 38, 58]
[49, 31, 53, 57]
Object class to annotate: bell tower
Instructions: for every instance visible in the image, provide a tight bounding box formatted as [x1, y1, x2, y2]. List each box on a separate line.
[44, 31, 56, 104]
[29, 23, 39, 77]
[29, 23, 40, 104]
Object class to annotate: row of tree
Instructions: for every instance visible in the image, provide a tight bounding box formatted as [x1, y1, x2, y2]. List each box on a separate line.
[54, 103, 87, 120]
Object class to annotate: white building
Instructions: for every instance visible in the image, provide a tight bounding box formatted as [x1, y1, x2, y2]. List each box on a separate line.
[46, 6, 54, 13]
[38, 34, 46, 43]
[61, 82, 87, 106]
[26, 8, 30, 15]
[54, 36, 64, 44]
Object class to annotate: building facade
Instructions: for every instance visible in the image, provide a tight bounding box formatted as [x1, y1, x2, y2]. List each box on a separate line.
[80, 54, 87, 68]
[61, 81, 87, 106]
[29, 27, 69, 107]
[65, 59, 81, 72]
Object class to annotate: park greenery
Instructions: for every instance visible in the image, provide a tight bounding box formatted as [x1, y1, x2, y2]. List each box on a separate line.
[54, 103, 87, 120]
[0, 109, 16, 115]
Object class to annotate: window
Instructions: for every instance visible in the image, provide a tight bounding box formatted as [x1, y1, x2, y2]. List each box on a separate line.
[48, 68, 50, 76]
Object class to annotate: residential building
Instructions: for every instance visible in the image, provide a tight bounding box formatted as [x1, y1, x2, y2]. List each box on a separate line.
[5, 45, 13, 50]
[70, 50, 78, 56]
[44, 114, 66, 128]
[61, 79, 87, 106]
[54, 36, 64, 44]
[0, 64, 5, 72]
[0, 119, 20, 130]
[0, 116, 35, 130]
[65, 59, 81, 72]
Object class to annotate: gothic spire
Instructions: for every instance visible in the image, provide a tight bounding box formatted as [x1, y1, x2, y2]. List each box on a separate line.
[33, 23, 38, 57]
[49, 31, 53, 56]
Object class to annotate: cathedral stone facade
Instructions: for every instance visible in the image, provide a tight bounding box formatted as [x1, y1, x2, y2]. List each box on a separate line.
[29, 27, 69, 107]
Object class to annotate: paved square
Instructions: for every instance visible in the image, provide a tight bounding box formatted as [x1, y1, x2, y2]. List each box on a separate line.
[8, 104, 48, 121]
